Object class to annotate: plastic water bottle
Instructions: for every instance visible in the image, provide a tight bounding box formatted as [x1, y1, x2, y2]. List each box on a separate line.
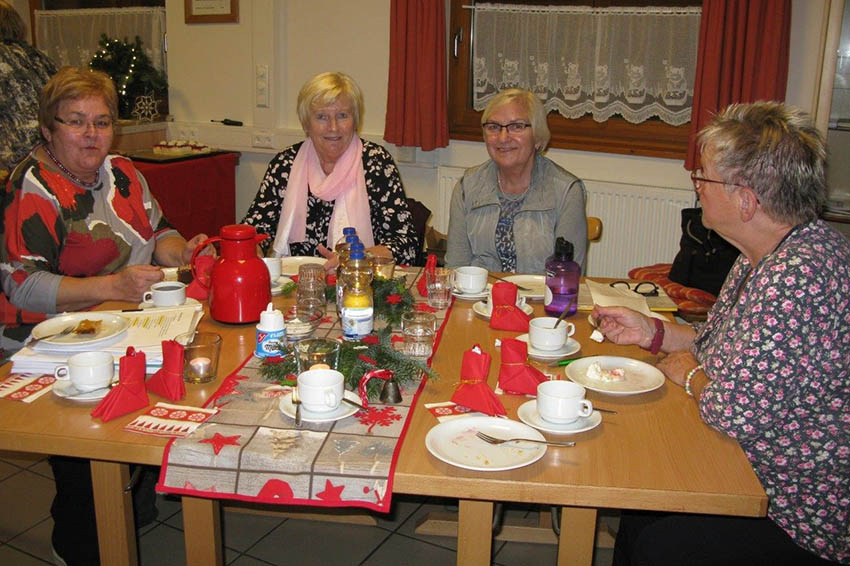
[335, 233, 360, 314]
[255, 302, 285, 357]
[543, 237, 580, 317]
[341, 243, 374, 340]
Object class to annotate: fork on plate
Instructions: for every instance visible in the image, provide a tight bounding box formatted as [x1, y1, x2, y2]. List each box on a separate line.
[475, 431, 575, 448]
[27, 324, 76, 348]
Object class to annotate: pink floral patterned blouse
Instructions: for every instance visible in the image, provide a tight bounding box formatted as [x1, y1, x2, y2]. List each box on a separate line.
[695, 219, 850, 563]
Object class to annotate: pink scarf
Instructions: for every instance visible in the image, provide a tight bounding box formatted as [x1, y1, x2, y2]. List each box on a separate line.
[272, 137, 374, 256]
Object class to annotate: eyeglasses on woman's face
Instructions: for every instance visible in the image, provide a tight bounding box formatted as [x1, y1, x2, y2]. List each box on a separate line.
[482, 121, 532, 136]
[690, 169, 746, 191]
[54, 115, 113, 133]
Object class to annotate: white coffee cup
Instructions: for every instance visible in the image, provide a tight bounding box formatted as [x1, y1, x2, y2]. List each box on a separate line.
[263, 257, 282, 282]
[536, 380, 593, 424]
[528, 317, 575, 351]
[54, 351, 114, 393]
[143, 281, 186, 307]
[297, 368, 344, 413]
[454, 266, 488, 294]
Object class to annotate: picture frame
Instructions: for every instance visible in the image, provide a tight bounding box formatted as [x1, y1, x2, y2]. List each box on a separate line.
[184, 0, 239, 24]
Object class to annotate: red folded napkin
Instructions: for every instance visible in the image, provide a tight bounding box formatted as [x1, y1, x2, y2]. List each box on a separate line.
[187, 255, 215, 301]
[416, 254, 437, 297]
[146, 340, 186, 401]
[450, 345, 506, 416]
[489, 282, 530, 331]
[497, 338, 548, 395]
[91, 347, 150, 422]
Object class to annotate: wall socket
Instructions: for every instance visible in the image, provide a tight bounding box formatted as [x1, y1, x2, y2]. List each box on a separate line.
[252, 129, 274, 148]
[255, 64, 270, 108]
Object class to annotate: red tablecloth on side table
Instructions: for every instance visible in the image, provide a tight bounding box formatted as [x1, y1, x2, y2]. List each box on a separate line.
[133, 152, 238, 239]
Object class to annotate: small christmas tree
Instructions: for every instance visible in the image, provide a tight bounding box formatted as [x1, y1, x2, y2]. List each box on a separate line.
[89, 34, 167, 119]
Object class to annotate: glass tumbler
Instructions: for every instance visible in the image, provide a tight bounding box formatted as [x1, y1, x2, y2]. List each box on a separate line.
[401, 311, 436, 360]
[176, 331, 222, 383]
[425, 267, 452, 309]
[295, 338, 341, 372]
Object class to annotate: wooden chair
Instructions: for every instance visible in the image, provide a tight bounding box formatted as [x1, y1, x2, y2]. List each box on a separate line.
[587, 216, 602, 242]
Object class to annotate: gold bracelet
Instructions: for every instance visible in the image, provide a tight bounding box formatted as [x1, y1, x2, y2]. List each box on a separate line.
[684, 364, 703, 397]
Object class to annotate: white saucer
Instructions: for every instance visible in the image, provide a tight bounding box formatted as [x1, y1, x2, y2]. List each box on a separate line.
[279, 390, 361, 423]
[138, 297, 201, 309]
[517, 401, 602, 434]
[515, 334, 581, 360]
[53, 380, 110, 401]
[472, 301, 534, 320]
[451, 284, 491, 301]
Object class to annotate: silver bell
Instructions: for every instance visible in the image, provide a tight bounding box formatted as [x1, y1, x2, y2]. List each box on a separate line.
[379, 378, 402, 404]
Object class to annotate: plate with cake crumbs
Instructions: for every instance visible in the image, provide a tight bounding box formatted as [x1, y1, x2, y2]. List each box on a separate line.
[425, 416, 547, 471]
[565, 356, 664, 396]
[29, 312, 130, 348]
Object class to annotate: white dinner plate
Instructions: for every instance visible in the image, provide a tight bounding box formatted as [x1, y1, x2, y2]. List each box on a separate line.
[517, 401, 602, 435]
[30, 312, 130, 348]
[502, 275, 546, 301]
[425, 416, 547, 471]
[472, 301, 534, 320]
[53, 380, 110, 402]
[279, 390, 362, 423]
[565, 356, 665, 396]
[451, 283, 491, 301]
[271, 276, 294, 296]
[138, 297, 201, 309]
[280, 256, 327, 276]
[515, 334, 581, 360]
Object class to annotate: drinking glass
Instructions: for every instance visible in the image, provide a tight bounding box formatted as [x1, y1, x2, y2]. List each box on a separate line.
[176, 331, 222, 383]
[401, 312, 436, 359]
[298, 263, 326, 284]
[371, 256, 396, 279]
[295, 338, 341, 372]
[425, 267, 452, 309]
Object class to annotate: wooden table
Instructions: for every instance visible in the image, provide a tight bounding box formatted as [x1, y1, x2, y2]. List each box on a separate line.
[0, 291, 767, 566]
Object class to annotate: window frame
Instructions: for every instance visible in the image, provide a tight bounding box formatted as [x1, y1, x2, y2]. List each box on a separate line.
[448, 0, 701, 159]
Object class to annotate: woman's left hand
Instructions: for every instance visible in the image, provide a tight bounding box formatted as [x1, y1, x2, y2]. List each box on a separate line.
[317, 244, 339, 272]
[181, 233, 209, 265]
[656, 351, 699, 387]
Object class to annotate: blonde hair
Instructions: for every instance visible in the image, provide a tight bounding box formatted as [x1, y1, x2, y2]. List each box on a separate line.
[296, 72, 364, 133]
[39, 67, 118, 134]
[481, 88, 551, 152]
[0, 0, 26, 41]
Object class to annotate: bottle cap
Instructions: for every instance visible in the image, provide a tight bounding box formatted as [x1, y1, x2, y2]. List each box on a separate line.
[258, 302, 284, 331]
[350, 242, 365, 252]
[555, 237, 574, 261]
[349, 249, 366, 260]
[345, 235, 360, 244]
[342, 227, 356, 235]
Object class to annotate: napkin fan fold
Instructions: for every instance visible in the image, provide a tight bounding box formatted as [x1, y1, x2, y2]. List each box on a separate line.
[450, 345, 506, 416]
[416, 254, 437, 297]
[91, 347, 150, 422]
[187, 255, 214, 301]
[497, 338, 548, 395]
[489, 282, 530, 331]
[146, 340, 186, 401]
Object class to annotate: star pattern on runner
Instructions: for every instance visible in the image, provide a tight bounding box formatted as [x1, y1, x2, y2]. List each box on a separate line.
[316, 479, 345, 501]
[199, 432, 241, 455]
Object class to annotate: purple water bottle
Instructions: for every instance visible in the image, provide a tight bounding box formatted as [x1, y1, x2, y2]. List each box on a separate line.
[543, 237, 580, 317]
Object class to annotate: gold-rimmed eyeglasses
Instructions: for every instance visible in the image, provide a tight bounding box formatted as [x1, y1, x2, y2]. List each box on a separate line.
[54, 116, 113, 133]
[482, 121, 532, 136]
[690, 169, 746, 190]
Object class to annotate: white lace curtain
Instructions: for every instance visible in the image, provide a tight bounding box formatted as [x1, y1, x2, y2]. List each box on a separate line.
[472, 4, 701, 125]
[34, 7, 166, 73]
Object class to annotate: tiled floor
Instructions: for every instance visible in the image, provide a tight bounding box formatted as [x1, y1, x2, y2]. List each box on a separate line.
[0, 450, 615, 566]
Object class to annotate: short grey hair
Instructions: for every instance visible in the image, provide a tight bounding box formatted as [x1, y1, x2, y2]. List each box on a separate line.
[481, 88, 551, 152]
[697, 101, 826, 225]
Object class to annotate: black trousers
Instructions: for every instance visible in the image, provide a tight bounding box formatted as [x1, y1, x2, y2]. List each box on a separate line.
[49, 456, 159, 566]
[613, 511, 840, 566]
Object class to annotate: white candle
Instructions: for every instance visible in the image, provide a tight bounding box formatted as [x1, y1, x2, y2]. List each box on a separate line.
[189, 356, 211, 377]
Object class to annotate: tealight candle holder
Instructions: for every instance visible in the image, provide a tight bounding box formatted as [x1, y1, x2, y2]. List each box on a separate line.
[176, 331, 222, 383]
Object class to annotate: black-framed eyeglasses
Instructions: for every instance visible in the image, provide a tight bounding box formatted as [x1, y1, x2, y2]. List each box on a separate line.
[690, 169, 746, 190]
[609, 280, 659, 297]
[482, 121, 532, 136]
[54, 115, 113, 132]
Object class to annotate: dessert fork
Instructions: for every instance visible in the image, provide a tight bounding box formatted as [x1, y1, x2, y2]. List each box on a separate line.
[475, 431, 575, 448]
[27, 324, 76, 349]
[291, 389, 302, 427]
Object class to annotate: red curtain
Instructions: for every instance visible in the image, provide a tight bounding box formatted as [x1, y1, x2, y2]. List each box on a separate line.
[685, 0, 792, 170]
[384, 0, 449, 151]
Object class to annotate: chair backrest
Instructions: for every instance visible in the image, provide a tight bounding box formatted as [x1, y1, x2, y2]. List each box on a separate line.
[587, 216, 602, 242]
[406, 198, 432, 266]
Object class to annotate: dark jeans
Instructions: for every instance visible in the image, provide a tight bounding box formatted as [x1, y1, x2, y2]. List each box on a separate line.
[49, 456, 159, 566]
[613, 511, 839, 566]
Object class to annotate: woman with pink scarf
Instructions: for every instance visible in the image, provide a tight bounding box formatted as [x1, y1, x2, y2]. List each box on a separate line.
[242, 72, 417, 268]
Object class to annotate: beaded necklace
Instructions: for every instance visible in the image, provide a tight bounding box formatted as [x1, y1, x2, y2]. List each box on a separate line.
[43, 144, 101, 188]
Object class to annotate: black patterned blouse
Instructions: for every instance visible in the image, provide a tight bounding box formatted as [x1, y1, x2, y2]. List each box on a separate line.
[242, 139, 416, 264]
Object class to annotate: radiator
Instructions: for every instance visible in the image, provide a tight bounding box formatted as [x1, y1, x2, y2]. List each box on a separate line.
[436, 166, 694, 277]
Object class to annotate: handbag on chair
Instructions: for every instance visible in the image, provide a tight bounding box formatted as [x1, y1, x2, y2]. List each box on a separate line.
[668, 208, 740, 297]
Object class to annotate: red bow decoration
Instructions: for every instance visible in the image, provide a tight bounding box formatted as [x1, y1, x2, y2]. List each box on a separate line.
[145, 340, 186, 401]
[357, 369, 394, 408]
[91, 347, 150, 422]
[416, 254, 437, 297]
[186, 255, 214, 301]
[489, 282, 530, 331]
[497, 338, 548, 395]
[450, 345, 506, 416]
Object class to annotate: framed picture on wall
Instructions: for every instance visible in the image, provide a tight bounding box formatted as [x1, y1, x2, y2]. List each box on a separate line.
[185, 0, 239, 24]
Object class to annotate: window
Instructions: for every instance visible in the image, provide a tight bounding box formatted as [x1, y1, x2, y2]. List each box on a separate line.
[448, 0, 701, 159]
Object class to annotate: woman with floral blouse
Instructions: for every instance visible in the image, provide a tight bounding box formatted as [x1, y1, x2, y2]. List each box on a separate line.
[242, 72, 417, 268]
[594, 102, 848, 565]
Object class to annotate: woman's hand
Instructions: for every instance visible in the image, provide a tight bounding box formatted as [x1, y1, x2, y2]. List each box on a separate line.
[591, 305, 654, 348]
[317, 244, 339, 272]
[110, 265, 164, 302]
[656, 350, 699, 387]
